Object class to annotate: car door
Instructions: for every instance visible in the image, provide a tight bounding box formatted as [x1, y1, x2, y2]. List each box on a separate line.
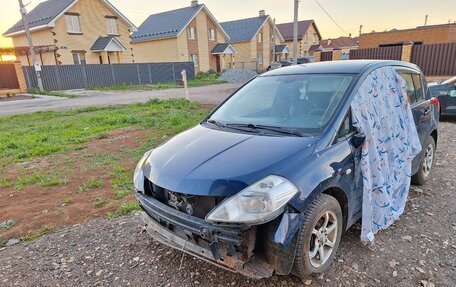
[397, 70, 433, 174]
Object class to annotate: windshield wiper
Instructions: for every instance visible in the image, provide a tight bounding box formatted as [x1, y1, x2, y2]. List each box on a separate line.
[226, 123, 304, 137]
[207, 119, 225, 127]
[207, 119, 260, 133]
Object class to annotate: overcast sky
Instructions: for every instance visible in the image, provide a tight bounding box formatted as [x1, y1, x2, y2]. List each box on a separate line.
[1, 0, 455, 47]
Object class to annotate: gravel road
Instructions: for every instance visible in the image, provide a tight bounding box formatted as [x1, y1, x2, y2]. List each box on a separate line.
[0, 121, 455, 287]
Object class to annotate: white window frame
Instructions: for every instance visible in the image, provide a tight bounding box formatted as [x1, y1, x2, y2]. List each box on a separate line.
[304, 33, 308, 43]
[258, 32, 262, 43]
[208, 28, 216, 41]
[190, 54, 199, 66]
[72, 52, 86, 65]
[65, 15, 82, 33]
[313, 33, 318, 44]
[188, 27, 196, 40]
[106, 18, 118, 35]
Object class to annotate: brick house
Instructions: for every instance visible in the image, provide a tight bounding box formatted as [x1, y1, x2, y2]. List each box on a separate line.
[359, 23, 456, 48]
[131, 1, 234, 73]
[220, 10, 285, 71]
[309, 36, 359, 59]
[3, 0, 137, 66]
[276, 20, 321, 58]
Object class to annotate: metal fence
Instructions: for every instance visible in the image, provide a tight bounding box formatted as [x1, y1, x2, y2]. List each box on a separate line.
[411, 42, 456, 76]
[320, 51, 333, 62]
[0, 64, 19, 89]
[22, 62, 195, 91]
[233, 60, 261, 72]
[349, 46, 403, 61]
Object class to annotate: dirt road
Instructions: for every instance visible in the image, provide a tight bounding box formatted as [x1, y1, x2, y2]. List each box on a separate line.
[0, 120, 455, 287]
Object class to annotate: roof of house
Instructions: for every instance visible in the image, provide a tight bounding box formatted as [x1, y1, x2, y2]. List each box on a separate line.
[220, 15, 284, 43]
[309, 36, 359, 51]
[90, 36, 126, 52]
[3, 0, 137, 37]
[131, 4, 229, 43]
[274, 44, 290, 53]
[276, 20, 321, 41]
[211, 43, 237, 54]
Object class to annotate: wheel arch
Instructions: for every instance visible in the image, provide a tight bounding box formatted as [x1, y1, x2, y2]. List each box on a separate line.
[322, 187, 349, 231]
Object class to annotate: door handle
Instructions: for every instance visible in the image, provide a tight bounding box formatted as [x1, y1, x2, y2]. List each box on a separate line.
[424, 108, 430, 115]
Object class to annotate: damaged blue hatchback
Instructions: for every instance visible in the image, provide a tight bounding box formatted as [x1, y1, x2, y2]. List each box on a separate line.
[135, 60, 439, 278]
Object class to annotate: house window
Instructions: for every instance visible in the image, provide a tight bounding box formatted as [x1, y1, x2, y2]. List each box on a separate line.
[208, 29, 216, 40]
[313, 33, 318, 44]
[304, 33, 308, 43]
[72, 52, 86, 65]
[65, 14, 82, 34]
[258, 53, 263, 64]
[190, 54, 199, 66]
[188, 27, 196, 39]
[106, 18, 118, 35]
[258, 32, 262, 43]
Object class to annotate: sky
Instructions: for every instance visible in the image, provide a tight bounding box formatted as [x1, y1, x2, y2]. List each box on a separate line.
[0, 0, 455, 47]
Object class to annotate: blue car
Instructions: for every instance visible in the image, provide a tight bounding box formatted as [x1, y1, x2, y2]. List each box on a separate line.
[135, 60, 439, 278]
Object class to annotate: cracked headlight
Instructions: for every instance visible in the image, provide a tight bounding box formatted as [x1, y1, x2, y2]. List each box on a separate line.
[133, 150, 153, 192]
[205, 175, 298, 224]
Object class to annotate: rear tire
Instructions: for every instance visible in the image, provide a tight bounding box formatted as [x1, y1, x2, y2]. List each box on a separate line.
[292, 194, 343, 278]
[412, 136, 436, 185]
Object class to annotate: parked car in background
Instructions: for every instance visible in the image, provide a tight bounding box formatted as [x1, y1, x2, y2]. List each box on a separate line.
[297, 56, 314, 64]
[429, 76, 456, 116]
[134, 61, 439, 279]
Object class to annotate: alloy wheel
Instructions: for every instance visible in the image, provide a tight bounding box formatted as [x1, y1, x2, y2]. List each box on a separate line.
[308, 211, 338, 268]
[422, 144, 434, 177]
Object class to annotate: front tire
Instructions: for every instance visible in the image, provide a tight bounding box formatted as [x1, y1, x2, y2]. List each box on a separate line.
[292, 194, 343, 277]
[412, 136, 436, 185]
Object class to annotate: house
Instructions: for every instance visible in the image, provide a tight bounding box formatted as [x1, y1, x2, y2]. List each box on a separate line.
[309, 36, 359, 59]
[131, 1, 234, 73]
[276, 20, 321, 58]
[359, 23, 456, 49]
[221, 10, 285, 71]
[3, 0, 137, 66]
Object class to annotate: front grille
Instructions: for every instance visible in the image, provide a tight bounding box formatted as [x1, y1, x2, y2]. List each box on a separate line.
[144, 178, 226, 219]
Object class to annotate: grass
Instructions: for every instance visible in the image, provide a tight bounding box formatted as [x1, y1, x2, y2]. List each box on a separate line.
[90, 79, 223, 91]
[107, 202, 141, 219]
[0, 98, 208, 171]
[93, 197, 109, 208]
[13, 172, 69, 191]
[20, 225, 55, 242]
[112, 165, 132, 199]
[28, 88, 76, 98]
[62, 196, 73, 205]
[78, 178, 104, 192]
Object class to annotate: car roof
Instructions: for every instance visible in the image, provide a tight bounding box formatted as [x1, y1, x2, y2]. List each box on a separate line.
[262, 60, 420, 76]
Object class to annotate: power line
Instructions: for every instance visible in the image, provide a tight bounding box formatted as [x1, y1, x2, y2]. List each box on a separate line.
[314, 0, 348, 36]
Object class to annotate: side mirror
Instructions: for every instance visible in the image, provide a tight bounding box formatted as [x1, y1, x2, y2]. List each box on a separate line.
[351, 133, 366, 149]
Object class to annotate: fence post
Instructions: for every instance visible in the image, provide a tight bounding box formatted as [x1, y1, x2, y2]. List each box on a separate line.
[314, 50, 322, 62]
[81, 64, 88, 89]
[110, 64, 116, 85]
[332, 48, 342, 61]
[401, 41, 413, 62]
[171, 63, 176, 84]
[148, 63, 152, 84]
[136, 64, 141, 85]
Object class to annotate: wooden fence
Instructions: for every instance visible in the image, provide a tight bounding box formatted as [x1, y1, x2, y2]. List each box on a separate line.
[349, 46, 403, 61]
[320, 51, 333, 62]
[0, 64, 19, 89]
[411, 42, 456, 76]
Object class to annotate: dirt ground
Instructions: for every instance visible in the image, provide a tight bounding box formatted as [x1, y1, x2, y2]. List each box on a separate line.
[0, 120, 455, 287]
[0, 128, 149, 240]
[0, 94, 34, 102]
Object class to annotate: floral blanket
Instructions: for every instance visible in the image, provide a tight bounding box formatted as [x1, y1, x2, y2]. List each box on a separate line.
[351, 66, 422, 243]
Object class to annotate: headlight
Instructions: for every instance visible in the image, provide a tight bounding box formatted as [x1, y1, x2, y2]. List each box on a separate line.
[133, 150, 153, 192]
[205, 175, 298, 224]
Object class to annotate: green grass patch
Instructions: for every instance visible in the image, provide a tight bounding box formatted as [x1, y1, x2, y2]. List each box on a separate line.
[107, 202, 141, 219]
[79, 178, 104, 192]
[20, 225, 55, 242]
[28, 88, 76, 98]
[93, 197, 109, 208]
[0, 178, 13, 188]
[112, 165, 132, 199]
[13, 172, 68, 191]
[0, 99, 208, 170]
[90, 77, 224, 91]
[62, 196, 73, 205]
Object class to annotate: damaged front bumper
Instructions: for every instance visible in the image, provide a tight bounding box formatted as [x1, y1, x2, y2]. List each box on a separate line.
[137, 192, 304, 278]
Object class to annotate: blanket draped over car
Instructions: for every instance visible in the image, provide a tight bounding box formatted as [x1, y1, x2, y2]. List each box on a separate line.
[351, 66, 422, 243]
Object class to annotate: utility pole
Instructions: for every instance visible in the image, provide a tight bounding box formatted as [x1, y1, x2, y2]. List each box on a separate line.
[18, 0, 44, 92]
[424, 14, 428, 26]
[292, 0, 299, 65]
[272, 18, 276, 63]
[359, 25, 363, 36]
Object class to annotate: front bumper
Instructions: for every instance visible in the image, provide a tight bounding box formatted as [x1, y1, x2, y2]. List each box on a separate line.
[137, 192, 274, 278]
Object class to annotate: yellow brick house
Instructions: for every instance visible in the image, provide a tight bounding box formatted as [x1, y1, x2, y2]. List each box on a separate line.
[276, 20, 322, 58]
[3, 0, 137, 66]
[131, 1, 235, 73]
[220, 10, 286, 72]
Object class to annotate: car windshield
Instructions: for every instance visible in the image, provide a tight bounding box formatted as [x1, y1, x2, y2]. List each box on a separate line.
[208, 74, 354, 134]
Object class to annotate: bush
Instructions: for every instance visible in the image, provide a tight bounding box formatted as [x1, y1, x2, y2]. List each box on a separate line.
[195, 71, 220, 80]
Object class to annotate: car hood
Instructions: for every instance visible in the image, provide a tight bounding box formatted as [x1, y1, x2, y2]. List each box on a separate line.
[143, 125, 318, 196]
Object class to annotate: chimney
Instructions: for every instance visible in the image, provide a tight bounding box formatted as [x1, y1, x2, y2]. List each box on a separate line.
[259, 10, 266, 17]
[328, 39, 332, 45]
[191, 0, 198, 7]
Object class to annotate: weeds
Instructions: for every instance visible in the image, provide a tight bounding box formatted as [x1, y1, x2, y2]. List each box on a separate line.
[79, 178, 104, 192]
[62, 196, 73, 204]
[93, 198, 109, 208]
[112, 165, 132, 199]
[20, 225, 55, 242]
[107, 202, 141, 219]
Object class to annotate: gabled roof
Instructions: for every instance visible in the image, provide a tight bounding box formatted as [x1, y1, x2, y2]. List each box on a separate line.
[309, 36, 359, 51]
[221, 15, 285, 43]
[91, 36, 126, 52]
[211, 43, 237, 54]
[131, 4, 229, 43]
[276, 20, 321, 41]
[275, 44, 290, 54]
[3, 0, 137, 37]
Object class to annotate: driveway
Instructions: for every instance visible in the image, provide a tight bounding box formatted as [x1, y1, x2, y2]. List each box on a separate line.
[0, 83, 240, 117]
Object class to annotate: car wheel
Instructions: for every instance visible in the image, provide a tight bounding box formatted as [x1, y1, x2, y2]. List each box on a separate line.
[412, 136, 436, 185]
[292, 194, 343, 277]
